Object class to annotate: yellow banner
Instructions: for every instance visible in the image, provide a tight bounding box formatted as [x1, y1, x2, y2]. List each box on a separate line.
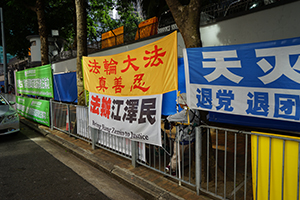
[251, 132, 300, 200]
[83, 31, 178, 96]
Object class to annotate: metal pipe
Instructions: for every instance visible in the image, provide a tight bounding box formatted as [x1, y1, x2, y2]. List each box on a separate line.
[224, 130, 227, 199]
[297, 142, 300, 200]
[281, 140, 285, 200]
[189, 137, 191, 182]
[196, 126, 201, 195]
[244, 134, 248, 200]
[131, 141, 137, 168]
[268, 138, 272, 200]
[50, 98, 53, 130]
[207, 128, 209, 190]
[215, 129, 218, 195]
[255, 136, 259, 200]
[67, 104, 71, 134]
[234, 133, 237, 200]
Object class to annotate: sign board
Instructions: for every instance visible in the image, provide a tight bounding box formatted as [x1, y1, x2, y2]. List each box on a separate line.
[16, 64, 54, 98]
[89, 92, 162, 146]
[83, 32, 178, 146]
[83, 31, 178, 96]
[184, 37, 300, 123]
[16, 96, 50, 126]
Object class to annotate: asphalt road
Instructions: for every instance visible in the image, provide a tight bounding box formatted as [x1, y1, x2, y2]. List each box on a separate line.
[0, 124, 144, 200]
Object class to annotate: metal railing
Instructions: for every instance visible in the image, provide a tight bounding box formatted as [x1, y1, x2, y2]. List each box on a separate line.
[50, 100, 86, 141]
[196, 125, 300, 200]
[197, 126, 252, 199]
[136, 125, 197, 187]
[52, 21, 159, 62]
[49, 101, 300, 199]
[200, 0, 280, 22]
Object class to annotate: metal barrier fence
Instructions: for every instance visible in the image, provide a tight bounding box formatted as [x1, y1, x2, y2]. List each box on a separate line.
[49, 101, 300, 200]
[50, 100, 79, 140]
[200, 0, 280, 21]
[92, 128, 134, 161]
[136, 125, 197, 187]
[196, 125, 300, 200]
[196, 126, 252, 199]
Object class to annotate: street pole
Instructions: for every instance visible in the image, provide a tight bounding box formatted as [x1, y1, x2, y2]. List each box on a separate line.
[0, 7, 8, 93]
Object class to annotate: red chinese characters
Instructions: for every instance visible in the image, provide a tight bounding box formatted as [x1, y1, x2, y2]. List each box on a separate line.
[112, 77, 125, 93]
[143, 45, 166, 68]
[96, 77, 108, 92]
[104, 58, 118, 75]
[121, 55, 139, 73]
[90, 95, 101, 115]
[130, 74, 150, 92]
[88, 59, 101, 74]
[88, 44, 166, 94]
[100, 96, 111, 119]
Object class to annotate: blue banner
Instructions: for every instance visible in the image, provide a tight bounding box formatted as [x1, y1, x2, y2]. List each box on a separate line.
[185, 37, 300, 123]
[162, 57, 186, 116]
[53, 72, 78, 103]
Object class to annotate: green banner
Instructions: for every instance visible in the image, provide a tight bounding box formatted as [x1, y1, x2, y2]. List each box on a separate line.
[16, 64, 54, 98]
[16, 96, 50, 126]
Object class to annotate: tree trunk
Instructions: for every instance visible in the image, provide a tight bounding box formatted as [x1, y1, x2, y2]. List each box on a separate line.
[35, 0, 49, 65]
[75, 0, 87, 106]
[165, 0, 202, 48]
[72, 0, 77, 50]
[165, 0, 215, 182]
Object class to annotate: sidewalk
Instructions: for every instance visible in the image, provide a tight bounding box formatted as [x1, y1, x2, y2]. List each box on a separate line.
[20, 116, 211, 200]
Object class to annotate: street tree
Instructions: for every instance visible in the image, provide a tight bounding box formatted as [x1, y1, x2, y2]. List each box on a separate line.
[129, 0, 215, 182]
[75, 0, 87, 106]
[0, 0, 75, 60]
[0, 0, 38, 59]
[75, 0, 143, 105]
[164, 0, 214, 182]
[34, 0, 49, 65]
[165, 0, 201, 48]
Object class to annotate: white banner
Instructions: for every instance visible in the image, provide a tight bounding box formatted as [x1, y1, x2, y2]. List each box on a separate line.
[184, 37, 300, 123]
[76, 106, 146, 162]
[89, 92, 162, 146]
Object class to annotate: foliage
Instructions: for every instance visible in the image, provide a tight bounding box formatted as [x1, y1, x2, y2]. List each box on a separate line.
[0, 0, 140, 59]
[0, 0, 38, 58]
[88, 0, 143, 44]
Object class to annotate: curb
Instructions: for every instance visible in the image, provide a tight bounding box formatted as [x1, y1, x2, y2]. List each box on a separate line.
[20, 119, 185, 200]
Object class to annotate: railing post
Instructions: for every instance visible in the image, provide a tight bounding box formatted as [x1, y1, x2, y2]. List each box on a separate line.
[67, 104, 71, 134]
[196, 126, 201, 195]
[131, 140, 137, 168]
[91, 127, 96, 150]
[50, 98, 53, 131]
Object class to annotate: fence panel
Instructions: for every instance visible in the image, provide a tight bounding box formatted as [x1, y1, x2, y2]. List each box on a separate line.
[51, 101, 68, 133]
[137, 125, 197, 188]
[198, 125, 300, 200]
[198, 126, 253, 200]
[49, 102, 300, 199]
[94, 129, 147, 162]
[76, 105, 91, 141]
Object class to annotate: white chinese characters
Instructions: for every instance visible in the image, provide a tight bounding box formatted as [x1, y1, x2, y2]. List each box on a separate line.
[202, 50, 243, 84]
[256, 45, 300, 84]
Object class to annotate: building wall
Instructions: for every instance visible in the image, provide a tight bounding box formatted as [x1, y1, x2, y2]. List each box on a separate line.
[27, 36, 42, 62]
[201, 0, 300, 47]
